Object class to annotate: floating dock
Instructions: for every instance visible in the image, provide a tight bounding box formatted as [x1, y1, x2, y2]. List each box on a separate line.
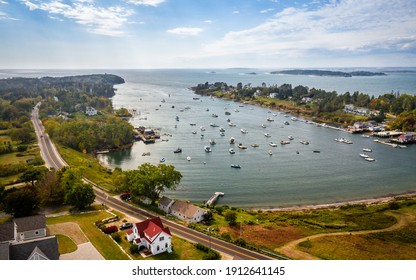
[206, 192, 224, 206]
[373, 139, 398, 148]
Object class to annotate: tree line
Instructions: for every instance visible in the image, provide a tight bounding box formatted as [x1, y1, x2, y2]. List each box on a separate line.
[193, 82, 416, 131]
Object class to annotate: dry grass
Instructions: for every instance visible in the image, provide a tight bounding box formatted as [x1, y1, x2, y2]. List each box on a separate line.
[47, 222, 89, 245]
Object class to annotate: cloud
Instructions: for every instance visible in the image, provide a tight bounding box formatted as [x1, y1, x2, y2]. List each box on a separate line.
[203, 0, 416, 59]
[260, 8, 274, 14]
[21, 0, 134, 36]
[125, 0, 165, 7]
[232, 10, 239, 14]
[167, 27, 203, 36]
[203, 20, 213, 24]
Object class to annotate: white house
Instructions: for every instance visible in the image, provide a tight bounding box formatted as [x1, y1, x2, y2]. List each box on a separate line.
[169, 200, 207, 223]
[126, 217, 172, 256]
[158, 196, 174, 213]
[85, 106, 97, 116]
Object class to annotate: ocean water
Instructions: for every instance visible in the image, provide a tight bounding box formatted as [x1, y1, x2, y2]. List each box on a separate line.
[2, 68, 416, 208]
[97, 69, 416, 208]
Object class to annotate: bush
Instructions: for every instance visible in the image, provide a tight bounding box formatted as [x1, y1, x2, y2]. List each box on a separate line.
[103, 225, 118, 234]
[234, 238, 247, 247]
[203, 250, 221, 260]
[129, 244, 140, 255]
[111, 232, 121, 243]
[195, 243, 210, 252]
[388, 201, 400, 210]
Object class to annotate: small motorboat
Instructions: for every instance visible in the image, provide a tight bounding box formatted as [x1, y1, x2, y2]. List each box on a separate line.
[229, 148, 235, 154]
[362, 148, 372, 152]
[264, 133, 271, 137]
[269, 142, 278, 147]
[231, 164, 241, 169]
[237, 143, 247, 149]
[365, 157, 375, 162]
[251, 144, 259, 147]
[240, 128, 248, 134]
[229, 137, 236, 144]
[187, 156, 192, 161]
[209, 139, 216, 145]
[204, 146, 212, 152]
[173, 148, 182, 153]
[359, 153, 369, 158]
[159, 157, 165, 163]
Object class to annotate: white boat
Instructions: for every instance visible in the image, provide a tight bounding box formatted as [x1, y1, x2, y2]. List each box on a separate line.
[269, 142, 278, 147]
[219, 132, 225, 136]
[204, 146, 212, 152]
[268, 150, 273, 155]
[334, 138, 353, 144]
[240, 128, 248, 134]
[209, 139, 216, 145]
[159, 157, 165, 163]
[264, 133, 271, 137]
[300, 139, 309, 145]
[219, 127, 225, 132]
[231, 164, 241, 169]
[359, 153, 369, 158]
[267, 117, 274, 122]
[365, 157, 375, 162]
[251, 144, 259, 147]
[210, 123, 219, 127]
[229, 137, 235, 144]
[362, 148, 372, 152]
[229, 148, 235, 154]
[187, 156, 192, 161]
[261, 124, 266, 128]
[291, 117, 298, 121]
[228, 122, 236, 127]
[362, 134, 370, 138]
[288, 135, 294, 140]
[192, 130, 197, 134]
[200, 126, 206, 131]
[280, 140, 290, 145]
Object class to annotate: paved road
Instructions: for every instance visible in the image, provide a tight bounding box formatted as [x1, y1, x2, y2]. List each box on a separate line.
[32, 104, 276, 260]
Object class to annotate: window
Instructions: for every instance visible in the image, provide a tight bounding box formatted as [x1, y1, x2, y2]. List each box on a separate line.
[159, 236, 164, 241]
[157, 245, 160, 251]
[35, 231, 39, 235]
[165, 243, 168, 248]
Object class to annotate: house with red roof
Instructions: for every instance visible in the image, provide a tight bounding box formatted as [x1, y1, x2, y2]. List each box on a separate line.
[126, 217, 172, 255]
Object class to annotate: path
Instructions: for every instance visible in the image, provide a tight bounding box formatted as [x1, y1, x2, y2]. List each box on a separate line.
[276, 212, 413, 260]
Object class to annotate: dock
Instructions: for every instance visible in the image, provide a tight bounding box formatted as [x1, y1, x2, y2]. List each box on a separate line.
[206, 192, 224, 206]
[373, 139, 398, 148]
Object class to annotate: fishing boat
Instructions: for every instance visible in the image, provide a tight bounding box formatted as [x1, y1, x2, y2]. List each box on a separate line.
[231, 164, 241, 169]
[359, 153, 369, 158]
[175, 116, 179, 121]
[204, 146, 212, 152]
[229, 148, 235, 154]
[280, 140, 290, 145]
[173, 148, 182, 153]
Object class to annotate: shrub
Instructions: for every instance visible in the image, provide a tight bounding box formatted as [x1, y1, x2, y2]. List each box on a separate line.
[195, 243, 209, 252]
[103, 225, 118, 234]
[234, 238, 247, 247]
[129, 244, 140, 255]
[111, 232, 121, 243]
[388, 201, 400, 210]
[203, 250, 221, 260]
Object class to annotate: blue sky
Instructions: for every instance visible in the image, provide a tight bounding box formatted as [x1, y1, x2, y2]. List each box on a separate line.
[0, 0, 415, 69]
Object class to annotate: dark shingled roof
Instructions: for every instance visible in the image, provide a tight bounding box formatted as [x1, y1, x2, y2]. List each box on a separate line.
[0, 222, 15, 242]
[9, 236, 59, 260]
[0, 243, 10, 260]
[14, 215, 46, 233]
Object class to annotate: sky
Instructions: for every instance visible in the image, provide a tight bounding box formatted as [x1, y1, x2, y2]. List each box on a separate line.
[0, 0, 415, 69]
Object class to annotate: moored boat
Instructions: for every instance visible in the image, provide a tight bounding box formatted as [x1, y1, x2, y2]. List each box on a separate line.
[264, 133, 271, 137]
[240, 128, 248, 134]
[204, 146, 212, 152]
[362, 148, 372, 152]
[229, 137, 235, 144]
[280, 139, 290, 145]
[365, 157, 375, 161]
[237, 143, 247, 149]
[251, 143, 259, 147]
[269, 142, 278, 147]
[231, 164, 241, 169]
[173, 147, 182, 153]
[359, 153, 369, 158]
[229, 148, 235, 154]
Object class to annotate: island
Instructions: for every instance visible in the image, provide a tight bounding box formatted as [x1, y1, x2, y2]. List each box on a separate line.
[270, 69, 386, 77]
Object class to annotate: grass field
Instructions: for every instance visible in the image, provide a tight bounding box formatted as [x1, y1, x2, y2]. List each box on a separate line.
[56, 234, 78, 254]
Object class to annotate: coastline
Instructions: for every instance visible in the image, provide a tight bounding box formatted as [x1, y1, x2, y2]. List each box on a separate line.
[256, 190, 416, 212]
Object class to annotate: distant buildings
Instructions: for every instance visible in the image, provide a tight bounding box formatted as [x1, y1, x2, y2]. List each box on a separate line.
[0, 215, 59, 260]
[344, 104, 370, 116]
[85, 106, 97, 116]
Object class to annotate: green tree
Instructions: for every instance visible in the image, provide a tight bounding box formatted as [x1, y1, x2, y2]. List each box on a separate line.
[224, 210, 237, 226]
[2, 186, 40, 217]
[124, 163, 182, 205]
[19, 166, 49, 186]
[64, 182, 95, 210]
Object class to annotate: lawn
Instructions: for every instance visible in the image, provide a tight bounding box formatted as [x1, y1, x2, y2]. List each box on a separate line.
[47, 210, 130, 260]
[56, 234, 78, 254]
[56, 145, 116, 192]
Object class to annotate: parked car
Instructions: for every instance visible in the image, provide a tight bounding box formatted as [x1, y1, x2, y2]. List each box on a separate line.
[120, 192, 131, 200]
[119, 223, 133, 230]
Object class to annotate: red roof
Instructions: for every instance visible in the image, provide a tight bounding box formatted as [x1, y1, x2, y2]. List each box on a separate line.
[134, 217, 171, 243]
[126, 229, 133, 235]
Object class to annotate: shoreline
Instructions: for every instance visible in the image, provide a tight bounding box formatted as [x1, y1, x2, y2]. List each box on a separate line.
[255, 190, 416, 212]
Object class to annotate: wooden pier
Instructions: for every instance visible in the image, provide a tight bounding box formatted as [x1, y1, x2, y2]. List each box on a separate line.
[206, 192, 224, 206]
